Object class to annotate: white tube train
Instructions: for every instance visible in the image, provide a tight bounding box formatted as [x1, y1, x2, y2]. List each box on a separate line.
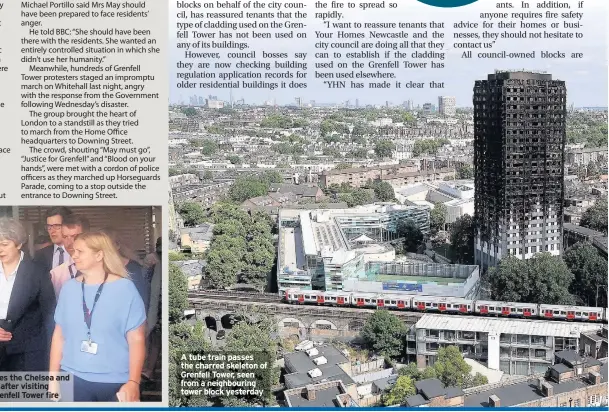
[283, 289, 608, 323]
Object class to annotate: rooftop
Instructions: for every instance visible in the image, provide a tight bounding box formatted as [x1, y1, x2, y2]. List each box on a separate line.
[283, 346, 353, 389]
[415, 314, 599, 338]
[564, 222, 605, 239]
[180, 223, 215, 241]
[464, 362, 607, 407]
[284, 381, 357, 407]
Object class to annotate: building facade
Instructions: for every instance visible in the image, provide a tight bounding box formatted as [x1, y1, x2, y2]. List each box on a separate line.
[438, 96, 457, 117]
[410, 314, 597, 375]
[473, 71, 567, 268]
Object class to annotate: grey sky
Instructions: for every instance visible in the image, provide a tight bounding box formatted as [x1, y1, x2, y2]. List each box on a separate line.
[169, 0, 607, 106]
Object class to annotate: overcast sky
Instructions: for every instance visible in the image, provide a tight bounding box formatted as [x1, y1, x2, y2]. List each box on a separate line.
[169, 0, 607, 106]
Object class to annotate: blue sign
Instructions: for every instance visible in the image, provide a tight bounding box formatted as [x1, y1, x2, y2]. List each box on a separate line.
[382, 282, 423, 292]
[417, 0, 478, 7]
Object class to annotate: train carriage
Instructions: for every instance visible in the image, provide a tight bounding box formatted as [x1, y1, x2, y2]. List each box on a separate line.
[412, 296, 474, 314]
[314, 291, 352, 306]
[282, 288, 607, 324]
[475, 300, 538, 318]
[539, 304, 604, 322]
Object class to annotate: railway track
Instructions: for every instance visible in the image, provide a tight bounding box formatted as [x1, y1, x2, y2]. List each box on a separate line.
[188, 289, 608, 325]
[188, 289, 282, 304]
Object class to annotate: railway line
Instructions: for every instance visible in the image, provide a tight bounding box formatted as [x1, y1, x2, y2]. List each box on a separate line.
[189, 289, 608, 325]
[188, 289, 282, 304]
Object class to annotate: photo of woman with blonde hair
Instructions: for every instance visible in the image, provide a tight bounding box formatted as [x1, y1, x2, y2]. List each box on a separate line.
[49, 231, 146, 402]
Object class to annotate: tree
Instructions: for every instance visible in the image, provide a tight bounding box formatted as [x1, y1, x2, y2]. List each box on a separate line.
[374, 140, 396, 158]
[586, 162, 600, 179]
[180, 107, 197, 117]
[382, 376, 415, 406]
[168, 322, 212, 406]
[456, 164, 473, 179]
[178, 202, 206, 227]
[348, 148, 368, 159]
[228, 176, 269, 202]
[202, 170, 213, 181]
[398, 363, 437, 381]
[205, 248, 242, 289]
[259, 170, 284, 184]
[564, 242, 608, 307]
[335, 162, 352, 170]
[489, 253, 575, 304]
[223, 317, 280, 406]
[430, 203, 447, 233]
[449, 214, 475, 264]
[432, 346, 488, 389]
[370, 180, 395, 202]
[169, 264, 189, 323]
[227, 155, 242, 165]
[361, 310, 407, 359]
[199, 139, 219, 156]
[412, 138, 450, 157]
[580, 197, 608, 235]
[397, 219, 423, 253]
[322, 147, 342, 158]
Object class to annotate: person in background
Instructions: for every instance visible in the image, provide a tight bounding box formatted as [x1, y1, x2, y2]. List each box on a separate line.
[50, 215, 89, 299]
[0, 219, 56, 371]
[141, 237, 162, 381]
[102, 228, 150, 313]
[34, 234, 52, 252]
[143, 237, 161, 283]
[33, 207, 73, 275]
[49, 231, 146, 402]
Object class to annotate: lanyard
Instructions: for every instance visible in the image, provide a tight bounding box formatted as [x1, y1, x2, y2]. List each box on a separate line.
[81, 273, 108, 342]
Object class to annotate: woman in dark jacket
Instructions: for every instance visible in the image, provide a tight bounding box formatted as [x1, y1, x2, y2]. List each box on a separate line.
[0, 218, 56, 371]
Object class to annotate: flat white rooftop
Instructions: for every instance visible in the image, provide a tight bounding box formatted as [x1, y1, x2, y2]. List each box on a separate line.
[415, 314, 599, 338]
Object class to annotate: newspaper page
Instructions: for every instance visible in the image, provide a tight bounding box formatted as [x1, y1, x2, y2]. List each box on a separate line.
[168, 0, 608, 409]
[0, 0, 606, 408]
[0, 0, 167, 406]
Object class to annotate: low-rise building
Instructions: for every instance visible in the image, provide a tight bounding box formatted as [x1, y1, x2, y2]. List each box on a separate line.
[284, 381, 359, 407]
[581, 326, 608, 359]
[410, 314, 599, 375]
[180, 224, 214, 254]
[464, 353, 607, 407]
[405, 378, 464, 407]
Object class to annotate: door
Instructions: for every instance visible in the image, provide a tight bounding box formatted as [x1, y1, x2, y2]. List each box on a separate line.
[298, 294, 304, 303]
[317, 295, 325, 304]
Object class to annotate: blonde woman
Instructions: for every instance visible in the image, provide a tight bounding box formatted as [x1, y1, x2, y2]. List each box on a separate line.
[49, 232, 146, 402]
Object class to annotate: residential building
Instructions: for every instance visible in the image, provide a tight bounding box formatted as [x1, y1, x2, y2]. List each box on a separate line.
[474, 71, 566, 268]
[410, 314, 599, 375]
[284, 381, 359, 407]
[405, 378, 464, 407]
[423, 103, 435, 115]
[464, 353, 607, 407]
[566, 146, 608, 166]
[179, 224, 214, 254]
[319, 165, 454, 189]
[580, 326, 608, 359]
[438, 96, 457, 117]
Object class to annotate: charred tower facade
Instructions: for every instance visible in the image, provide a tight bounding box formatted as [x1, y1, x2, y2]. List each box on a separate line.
[473, 71, 566, 269]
